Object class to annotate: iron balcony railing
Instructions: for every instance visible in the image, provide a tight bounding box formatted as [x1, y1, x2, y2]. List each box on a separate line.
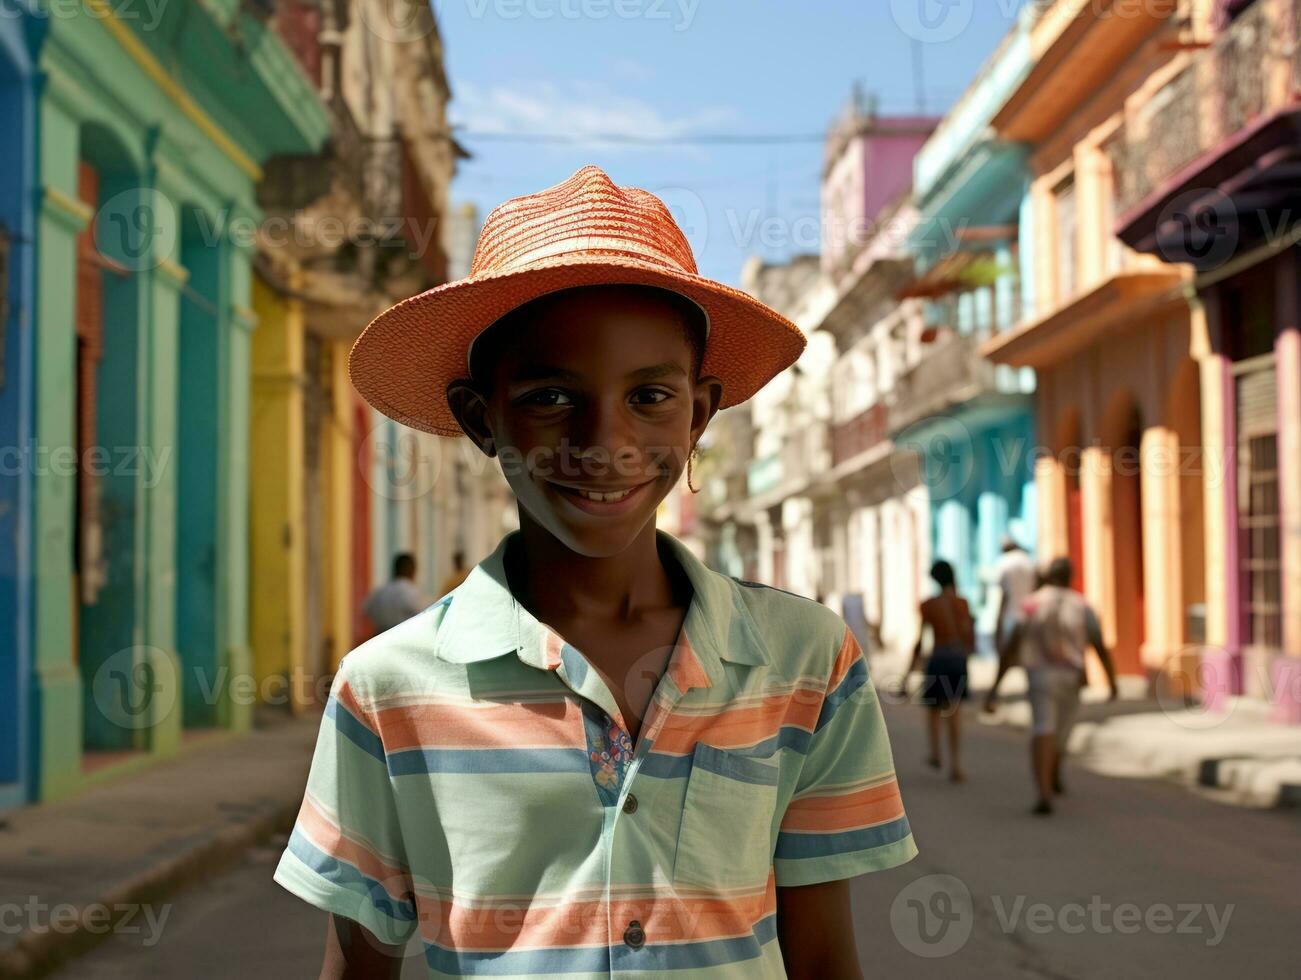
[1110, 0, 1301, 216]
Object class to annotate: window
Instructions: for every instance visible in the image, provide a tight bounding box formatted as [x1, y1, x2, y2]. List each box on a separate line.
[1054, 175, 1077, 303]
[1236, 361, 1281, 651]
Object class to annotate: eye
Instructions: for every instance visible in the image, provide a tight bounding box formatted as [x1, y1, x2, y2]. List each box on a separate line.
[522, 389, 572, 407]
[632, 387, 673, 406]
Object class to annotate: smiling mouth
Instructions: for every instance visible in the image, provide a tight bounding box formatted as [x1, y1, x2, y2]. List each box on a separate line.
[549, 478, 657, 512]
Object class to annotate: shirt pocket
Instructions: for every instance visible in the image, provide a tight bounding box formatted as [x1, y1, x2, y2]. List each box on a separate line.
[673, 742, 781, 890]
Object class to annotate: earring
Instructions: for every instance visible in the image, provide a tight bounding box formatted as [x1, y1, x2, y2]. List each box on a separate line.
[686, 444, 701, 494]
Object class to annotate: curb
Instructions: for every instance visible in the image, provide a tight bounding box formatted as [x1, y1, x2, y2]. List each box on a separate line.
[0, 798, 301, 979]
[1195, 755, 1301, 810]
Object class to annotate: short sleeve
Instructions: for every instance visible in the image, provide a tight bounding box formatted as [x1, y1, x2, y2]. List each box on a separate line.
[272, 655, 419, 946]
[775, 625, 918, 887]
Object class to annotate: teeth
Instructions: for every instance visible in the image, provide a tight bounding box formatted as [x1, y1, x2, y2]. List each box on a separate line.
[577, 487, 634, 502]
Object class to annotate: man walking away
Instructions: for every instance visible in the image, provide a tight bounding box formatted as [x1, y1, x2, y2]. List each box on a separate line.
[985, 557, 1117, 815]
[361, 553, 428, 636]
[993, 535, 1037, 659]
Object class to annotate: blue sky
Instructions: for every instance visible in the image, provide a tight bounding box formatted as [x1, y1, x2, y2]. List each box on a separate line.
[435, 0, 1029, 285]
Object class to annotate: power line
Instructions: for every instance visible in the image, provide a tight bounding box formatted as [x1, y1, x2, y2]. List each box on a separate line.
[444, 129, 827, 145]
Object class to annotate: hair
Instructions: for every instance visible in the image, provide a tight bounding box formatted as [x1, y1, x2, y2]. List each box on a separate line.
[930, 560, 956, 589]
[467, 283, 707, 396]
[392, 552, 416, 579]
[1044, 556, 1073, 588]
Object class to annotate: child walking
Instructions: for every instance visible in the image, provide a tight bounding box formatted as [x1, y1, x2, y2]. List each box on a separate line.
[273, 165, 917, 978]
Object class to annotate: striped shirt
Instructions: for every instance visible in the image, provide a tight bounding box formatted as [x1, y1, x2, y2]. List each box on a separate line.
[273, 528, 917, 977]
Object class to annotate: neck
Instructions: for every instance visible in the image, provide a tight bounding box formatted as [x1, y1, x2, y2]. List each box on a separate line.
[507, 516, 680, 626]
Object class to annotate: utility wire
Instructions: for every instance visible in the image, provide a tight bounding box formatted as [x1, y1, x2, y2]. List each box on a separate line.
[440, 129, 828, 145]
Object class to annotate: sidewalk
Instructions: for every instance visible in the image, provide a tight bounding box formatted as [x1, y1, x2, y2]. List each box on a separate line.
[872, 649, 1301, 809]
[971, 663, 1301, 809]
[0, 709, 320, 979]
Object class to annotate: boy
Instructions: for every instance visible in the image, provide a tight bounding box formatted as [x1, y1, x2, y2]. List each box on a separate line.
[273, 165, 917, 978]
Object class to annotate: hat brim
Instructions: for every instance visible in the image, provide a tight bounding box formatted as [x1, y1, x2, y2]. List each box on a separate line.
[348, 254, 808, 436]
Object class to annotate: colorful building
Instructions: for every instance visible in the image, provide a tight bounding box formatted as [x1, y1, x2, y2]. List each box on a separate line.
[894, 12, 1038, 648]
[983, 0, 1210, 685]
[0, 1, 44, 809]
[26, 0, 328, 803]
[250, 0, 463, 712]
[696, 95, 941, 657]
[1112, 0, 1301, 719]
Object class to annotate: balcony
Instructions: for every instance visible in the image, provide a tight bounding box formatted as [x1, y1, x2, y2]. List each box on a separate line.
[831, 403, 890, 469]
[888, 329, 1003, 434]
[741, 423, 832, 511]
[747, 454, 781, 499]
[1114, 0, 1299, 214]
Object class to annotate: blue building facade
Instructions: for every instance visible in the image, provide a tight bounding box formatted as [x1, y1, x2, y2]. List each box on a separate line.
[0, 2, 44, 808]
[893, 11, 1039, 647]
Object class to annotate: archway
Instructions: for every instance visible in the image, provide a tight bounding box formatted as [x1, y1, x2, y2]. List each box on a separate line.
[1103, 394, 1145, 676]
[76, 121, 148, 757]
[176, 203, 223, 729]
[1170, 356, 1207, 645]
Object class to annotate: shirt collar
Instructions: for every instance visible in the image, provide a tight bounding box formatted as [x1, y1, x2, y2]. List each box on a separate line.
[432, 528, 772, 686]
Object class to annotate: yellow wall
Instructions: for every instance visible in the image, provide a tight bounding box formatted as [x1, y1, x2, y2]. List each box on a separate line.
[249, 275, 307, 712]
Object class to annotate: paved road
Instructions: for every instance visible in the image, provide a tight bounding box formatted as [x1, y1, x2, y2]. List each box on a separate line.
[57, 699, 1300, 978]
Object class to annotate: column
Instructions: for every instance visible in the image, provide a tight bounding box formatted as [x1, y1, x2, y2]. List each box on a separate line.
[1035, 450, 1068, 563]
[32, 98, 89, 800]
[1274, 288, 1301, 721]
[1140, 426, 1182, 674]
[249, 272, 307, 713]
[1080, 446, 1117, 684]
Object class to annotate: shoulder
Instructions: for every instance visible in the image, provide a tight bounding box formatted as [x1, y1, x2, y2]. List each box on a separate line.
[727, 575, 856, 678]
[334, 594, 453, 700]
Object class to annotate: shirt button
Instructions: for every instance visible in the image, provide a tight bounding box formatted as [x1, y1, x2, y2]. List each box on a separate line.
[624, 920, 645, 949]
[622, 793, 638, 814]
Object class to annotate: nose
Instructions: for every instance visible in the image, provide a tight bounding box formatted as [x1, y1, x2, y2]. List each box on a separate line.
[568, 397, 642, 480]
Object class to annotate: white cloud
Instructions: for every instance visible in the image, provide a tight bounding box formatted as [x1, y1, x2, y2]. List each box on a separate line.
[449, 79, 739, 155]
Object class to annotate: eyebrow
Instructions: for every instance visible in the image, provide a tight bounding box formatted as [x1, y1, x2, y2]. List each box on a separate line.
[509, 362, 686, 384]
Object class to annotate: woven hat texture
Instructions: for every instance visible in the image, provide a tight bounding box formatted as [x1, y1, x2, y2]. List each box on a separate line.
[348, 164, 808, 436]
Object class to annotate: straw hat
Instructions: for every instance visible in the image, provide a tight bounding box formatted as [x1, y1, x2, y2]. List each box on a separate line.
[348, 164, 807, 436]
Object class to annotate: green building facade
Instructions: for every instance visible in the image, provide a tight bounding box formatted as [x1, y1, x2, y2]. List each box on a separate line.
[30, 0, 328, 801]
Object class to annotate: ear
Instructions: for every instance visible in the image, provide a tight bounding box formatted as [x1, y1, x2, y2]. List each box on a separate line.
[446, 379, 496, 457]
[690, 373, 724, 446]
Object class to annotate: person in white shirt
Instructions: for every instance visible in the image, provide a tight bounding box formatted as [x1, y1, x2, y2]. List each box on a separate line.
[985, 557, 1117, 815]
[361, 553, 429, 636]
[993, 536, 1037, 658]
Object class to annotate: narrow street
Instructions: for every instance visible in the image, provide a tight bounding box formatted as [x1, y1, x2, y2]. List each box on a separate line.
[55, 698, 1300, 979]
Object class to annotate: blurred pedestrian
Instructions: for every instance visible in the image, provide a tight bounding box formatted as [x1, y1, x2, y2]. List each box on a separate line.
[993, 534, 1036, 661]
[984, 556, 1118, 815]
[440, 549, 472, 596]
[361, 552, 428, 636]
[898, 560, 976, 783]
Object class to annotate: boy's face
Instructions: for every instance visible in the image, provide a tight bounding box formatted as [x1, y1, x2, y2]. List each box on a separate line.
[449, 286, 723, 557]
